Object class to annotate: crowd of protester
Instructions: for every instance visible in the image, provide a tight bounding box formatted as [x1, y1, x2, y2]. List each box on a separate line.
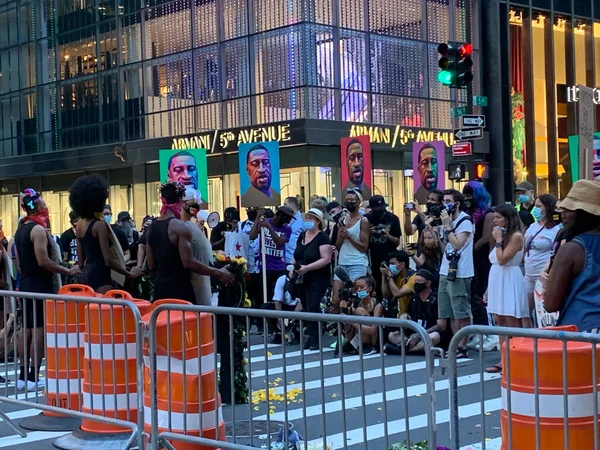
[0, 172, 599, 389]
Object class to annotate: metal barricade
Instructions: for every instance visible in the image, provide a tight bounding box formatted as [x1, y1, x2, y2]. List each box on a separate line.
[0, 289, 145, 449]
[147, 303, 440, 450]
[447, 324, 600, 450]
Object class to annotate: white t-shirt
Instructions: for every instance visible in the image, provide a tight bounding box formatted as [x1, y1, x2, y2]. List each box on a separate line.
[273, 275, 300, 306]
[440, 211, 474, 278]
[524, 222, 560, 277]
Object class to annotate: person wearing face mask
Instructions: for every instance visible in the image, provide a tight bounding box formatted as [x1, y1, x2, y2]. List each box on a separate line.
[384, 270, 450, 355]
[365, 195, 401, 300]
[515, 181, 536, 230]
[522, 194, 559, 327]
[102, 204, 130, 259]
[116, 211, 140, 267]
[438, 189, 474, 359]
[338, 275, 383, 356]
[404, 190, 444, 239]
[291, 208, 333, 350]
[333, 189, 370, 310]
[380, 250, 416, 318]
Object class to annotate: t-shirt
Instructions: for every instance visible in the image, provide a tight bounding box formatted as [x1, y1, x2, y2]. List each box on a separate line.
[395, 272, 416, 316]
[407, 292, 438, 330]
[524, 222, 560, 276]
[210, 222, 229, 251]
[440, 212, 474, 278]
[238, 219, 259, 274]
[517, 204, 536, 229]
[365, 212, 402, 265]
[293, 231, 332, 283]
[273, 275, 300, 306]
[60, 228, 78, 264]
[257, 219, 292, 272]
[412, 215, 426, 236]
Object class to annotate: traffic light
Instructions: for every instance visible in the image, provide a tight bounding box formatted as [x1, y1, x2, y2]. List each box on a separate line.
[437, 43, 474, 88]
[474, 162, 490, 180]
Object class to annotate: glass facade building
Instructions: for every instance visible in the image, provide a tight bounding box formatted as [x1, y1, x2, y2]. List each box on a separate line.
[0, 0, 477, 236]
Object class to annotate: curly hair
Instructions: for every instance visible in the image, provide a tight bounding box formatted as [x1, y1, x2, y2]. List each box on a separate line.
[160, 181, 186, 204]
[69, 174, 109, 220]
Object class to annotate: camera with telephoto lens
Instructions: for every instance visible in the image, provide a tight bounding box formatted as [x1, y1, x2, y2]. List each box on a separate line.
[339, 289, 360, 313]
[372, 224, 386, 239]
[445, 250, 461, 282]
[426, 203, 443, 227]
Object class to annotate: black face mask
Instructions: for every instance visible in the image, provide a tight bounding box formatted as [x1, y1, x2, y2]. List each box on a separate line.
[345, 202, 357, 213]
[247, 211, 258, 221]
[414, 282, 427, 293]
[464, 199, 473, 211]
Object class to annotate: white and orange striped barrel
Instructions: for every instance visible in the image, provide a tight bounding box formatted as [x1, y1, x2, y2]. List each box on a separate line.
[501, 325, 600, 449]
[143, 299, 225, 450]
[44, 284, 92, 417]
[81, 290, 150, 433]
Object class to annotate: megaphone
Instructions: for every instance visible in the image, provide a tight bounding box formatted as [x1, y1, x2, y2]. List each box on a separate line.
[207, 212, 220, 229]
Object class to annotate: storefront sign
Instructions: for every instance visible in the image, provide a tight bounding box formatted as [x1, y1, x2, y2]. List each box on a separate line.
[171, 123, 293, 153]
[349, 125, 455, 149]
[566, 85, 600, 104]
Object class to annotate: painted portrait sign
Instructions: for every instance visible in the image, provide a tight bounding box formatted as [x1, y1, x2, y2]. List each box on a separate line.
[239, 141, 281, 207]
[159, 149, 209, 203]
[340, 135, 372, 200]
[412, 141, 445, 204]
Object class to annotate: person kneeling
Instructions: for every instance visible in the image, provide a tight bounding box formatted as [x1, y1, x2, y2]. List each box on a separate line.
[337, 275, 384, 356]
[384, 270, 450, 354]
[262, 274, 303, 344]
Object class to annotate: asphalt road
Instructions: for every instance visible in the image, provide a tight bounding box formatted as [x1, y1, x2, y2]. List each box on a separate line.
[0, 337, 503, 450]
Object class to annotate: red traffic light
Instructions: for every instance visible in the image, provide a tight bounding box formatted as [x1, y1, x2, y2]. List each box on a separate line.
[459, 43, 473, 57]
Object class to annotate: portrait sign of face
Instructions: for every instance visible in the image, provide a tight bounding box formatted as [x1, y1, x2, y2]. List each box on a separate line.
[239, 141, 281, 208]
[593, 138, 600, 181]
[159, 149, 209, 202]
[412, 141, 445, 202]
[340, 135, 372, 200]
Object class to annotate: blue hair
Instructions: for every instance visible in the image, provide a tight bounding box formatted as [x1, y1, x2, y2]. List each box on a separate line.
[464, 181, 491, 223]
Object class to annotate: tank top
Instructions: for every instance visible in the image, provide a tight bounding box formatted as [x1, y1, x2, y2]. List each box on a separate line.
[14, 222, 53, 293]
[147, 217, 195, 303]
[556, 233, 600, 332]
[339, 217, 368, 266]
[78, 220, 112, 290]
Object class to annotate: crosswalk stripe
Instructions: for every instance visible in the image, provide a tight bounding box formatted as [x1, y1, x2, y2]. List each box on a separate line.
[247, 347, 334, 364]
[256, 372, 501, 421]
[307, 398, 502, 449]
[246, 343, 279, 352]
[251, 359, 443, 396]
[0, 408, 42, 421]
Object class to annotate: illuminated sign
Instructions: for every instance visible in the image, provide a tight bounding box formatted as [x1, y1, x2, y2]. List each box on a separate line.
[566, 85, 600, 104]
[349, 124, 455, 148]
[172, 124, 292, 153]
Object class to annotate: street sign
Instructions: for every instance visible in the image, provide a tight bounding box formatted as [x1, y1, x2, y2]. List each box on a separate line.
[451, 106, 467, 118]
[460, 114, 486, 128]
[473, 96, 488, 107]
[454, 127, 484, 141]
[452, 142, 472, 157]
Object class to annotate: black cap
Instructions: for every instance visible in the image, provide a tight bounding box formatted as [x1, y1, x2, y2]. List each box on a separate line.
[117, 211, 131, 222]
[369, 195, 388, 209]
[277, 205, 295, 218]
[326, 201, 341, 213]
[515, 181, 534, 192]
[69, 211, 79, 222]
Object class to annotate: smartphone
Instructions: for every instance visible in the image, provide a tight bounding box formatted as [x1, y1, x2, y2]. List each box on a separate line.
[404, 203, 414, 210]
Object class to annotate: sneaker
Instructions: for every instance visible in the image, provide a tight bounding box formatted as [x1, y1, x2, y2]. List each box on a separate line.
[0, 375, 5, 383]
[361, 344, 376, 356]
[341, 342, 358, 356]
[309, 342, 320, 351]
[383, 343, 403, 355]
[35, 378, 46, 389]
[466, 334, 480, 349]
[476, 335, 499, 352]
[16, 380, 37, 391]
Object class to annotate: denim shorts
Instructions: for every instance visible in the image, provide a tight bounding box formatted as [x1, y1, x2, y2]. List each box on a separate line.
[333, 264, 368, 282]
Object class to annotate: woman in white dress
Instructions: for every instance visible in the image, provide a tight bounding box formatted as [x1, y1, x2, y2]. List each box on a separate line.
[182, 187, 214, 305]
[485, 204, 528, 373]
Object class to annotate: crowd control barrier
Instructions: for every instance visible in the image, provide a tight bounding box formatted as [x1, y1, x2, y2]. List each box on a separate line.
[447, 325, 600, 450]
[0, 288, 144, 450]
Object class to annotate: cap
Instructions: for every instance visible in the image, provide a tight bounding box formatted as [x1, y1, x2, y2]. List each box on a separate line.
[117, 211, 131, 222]
[515, 181, 534, 192]
[69, 211, 78, 222]
[326, 201, 341, 213]
[369, 195, 388, 209]
[557, 180, 600, 216]
[277, 205, 295, 218]
[305, 208, 325, 229]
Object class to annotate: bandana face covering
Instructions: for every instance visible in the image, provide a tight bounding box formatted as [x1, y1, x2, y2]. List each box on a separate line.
[160, 197, 182, 219]
[24, 207, 50, 228]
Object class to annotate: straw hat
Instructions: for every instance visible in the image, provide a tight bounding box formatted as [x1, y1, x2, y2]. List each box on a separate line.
[305, 208, 325, 229]
[557, 180, 600, 216]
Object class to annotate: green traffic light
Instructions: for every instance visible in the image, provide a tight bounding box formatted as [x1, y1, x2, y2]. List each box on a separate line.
[437, 70, 453, 85]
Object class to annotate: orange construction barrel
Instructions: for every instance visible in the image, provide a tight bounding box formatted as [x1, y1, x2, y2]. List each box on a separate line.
[501, 325, 600, 449]
[143, 302, 225, 450]
[80, 290, 150, 434]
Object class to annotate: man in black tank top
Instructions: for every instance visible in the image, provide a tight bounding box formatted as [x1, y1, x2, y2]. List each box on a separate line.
[14, 189, 81, 391]
[146, 182, 234, 303]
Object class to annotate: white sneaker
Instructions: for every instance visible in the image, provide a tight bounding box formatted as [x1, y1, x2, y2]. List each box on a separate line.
[475, 335, 499, 352]
[16, 380, 37, 391]
[466, 334, 482, 349]
[35, 378, 46, 389]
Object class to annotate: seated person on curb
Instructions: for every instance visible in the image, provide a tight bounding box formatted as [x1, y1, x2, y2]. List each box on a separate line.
[380, 250, 416, 317]
[336, 275, 384, 356]
[384, 270, 450, 354]
[261, 273, 303, 344]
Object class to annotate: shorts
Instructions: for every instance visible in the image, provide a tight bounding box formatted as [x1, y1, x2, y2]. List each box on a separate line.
[333, 264, 368, 282]
[438, 275, 472, 320]
[524, 274, 539, 295]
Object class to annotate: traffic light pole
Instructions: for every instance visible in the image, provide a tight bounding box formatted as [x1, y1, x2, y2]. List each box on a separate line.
[465, 0, 473, 115]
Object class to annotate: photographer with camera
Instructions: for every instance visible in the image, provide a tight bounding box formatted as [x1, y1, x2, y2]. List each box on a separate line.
[438, 189, 474, 359]
[365, 195, 401, 300]
[380, 250, 416, 318]
[384, 270, 450, 354]
[404, 190, 444, 239]
[337, 275, 383, 356]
